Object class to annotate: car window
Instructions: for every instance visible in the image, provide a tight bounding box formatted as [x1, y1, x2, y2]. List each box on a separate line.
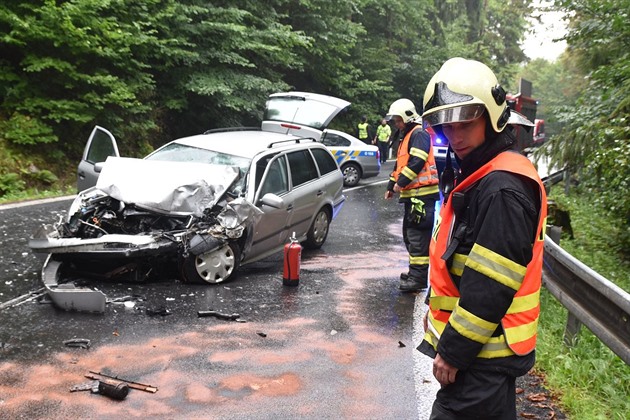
[86, 129, 117, 164]
[310, 148, 338, 175]
[321, 133, 350, 147]
[147, 143, 251, 172]
[258, 155, 288, 197]
[287, 150, 318, 187]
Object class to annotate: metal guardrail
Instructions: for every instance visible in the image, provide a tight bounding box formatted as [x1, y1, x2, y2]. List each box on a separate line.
[543, 236, 630, 365]
[540, 169, 630, 365]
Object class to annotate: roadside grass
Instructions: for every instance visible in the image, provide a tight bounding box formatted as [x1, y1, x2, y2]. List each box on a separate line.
[537, 184, 630, 419]
[0, 184, 75, 206]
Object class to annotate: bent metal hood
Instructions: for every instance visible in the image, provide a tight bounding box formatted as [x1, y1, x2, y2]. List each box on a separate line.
[96, 156, 241, 217]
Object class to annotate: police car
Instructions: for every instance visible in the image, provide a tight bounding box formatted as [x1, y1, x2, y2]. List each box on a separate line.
[320, 129, 381, 187]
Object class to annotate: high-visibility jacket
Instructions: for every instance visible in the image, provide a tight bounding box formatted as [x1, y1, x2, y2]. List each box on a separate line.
[357, 122, 369, 140]
[376, 124, 391, 142]
[424, 151, 547, 358]
[392, 126, 439, 199]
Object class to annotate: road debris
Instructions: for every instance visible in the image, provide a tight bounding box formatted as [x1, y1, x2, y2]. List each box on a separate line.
[398, 341, 406, 348]
[63, 338, 91, 349]
[197, 310, 240, 320]
[86, 371, 158, 393]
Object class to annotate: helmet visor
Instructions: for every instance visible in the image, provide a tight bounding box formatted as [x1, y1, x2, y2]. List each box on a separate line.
[423, 104, 485, 127]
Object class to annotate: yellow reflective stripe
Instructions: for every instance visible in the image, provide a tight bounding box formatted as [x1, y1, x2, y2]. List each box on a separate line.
[400, 184, 440, 198]
[423, 331, 439, 350]
[449, 253, 466, 276]
[450, 305, 498, 344]
[409, 255, 429, 265]
[505, 319, 538, 343]
[466, 244, 526, 291]
[507, 290, 540, 314]
[409, 147, 429, 160]
[429, 310, 516, 358]
[538, 217, 547, 241]
[401, 167, 418, 181]
[430, 295, 458, 311]
[477, 335, 516, 358]
[389, 175, 396, 182]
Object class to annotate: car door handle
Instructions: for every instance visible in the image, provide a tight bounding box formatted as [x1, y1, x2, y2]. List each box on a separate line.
[316, 190, 324, 197]
[286, 204, 294, 211]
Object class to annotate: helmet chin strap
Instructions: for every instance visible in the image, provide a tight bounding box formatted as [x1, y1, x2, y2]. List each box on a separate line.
[440, 145, 456, 203]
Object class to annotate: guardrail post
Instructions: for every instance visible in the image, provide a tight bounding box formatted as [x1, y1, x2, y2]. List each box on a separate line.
[564, 313, 582, 347]
[545, 225, 583, 348]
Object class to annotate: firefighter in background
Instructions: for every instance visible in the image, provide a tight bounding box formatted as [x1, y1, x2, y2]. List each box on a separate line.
[418, 57, 547, 419]
[384, 99, 439, 292]
[375, 118, 392, 163]
[356, 115, 373, 144]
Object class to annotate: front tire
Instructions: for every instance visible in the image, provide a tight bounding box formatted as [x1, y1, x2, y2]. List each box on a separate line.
[181, 242, 240, 284]
[341, 163, 361, 187]
[303, 208, 331, 249]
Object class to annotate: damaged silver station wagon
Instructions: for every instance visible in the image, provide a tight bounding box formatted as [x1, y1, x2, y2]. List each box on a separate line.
[29, 92, 348, 310]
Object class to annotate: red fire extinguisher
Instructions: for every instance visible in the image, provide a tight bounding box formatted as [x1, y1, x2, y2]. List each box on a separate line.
[283, 232, 301, 286]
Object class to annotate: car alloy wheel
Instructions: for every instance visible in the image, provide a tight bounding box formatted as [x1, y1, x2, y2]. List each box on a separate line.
[341, 162, 361, 187]
[182, 242, 240, 284]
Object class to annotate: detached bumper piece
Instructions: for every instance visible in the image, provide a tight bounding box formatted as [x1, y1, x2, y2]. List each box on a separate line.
[41, 255, 107, 313]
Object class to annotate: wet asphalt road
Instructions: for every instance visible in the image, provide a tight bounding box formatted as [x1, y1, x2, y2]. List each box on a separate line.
[0, 161, 440, 419]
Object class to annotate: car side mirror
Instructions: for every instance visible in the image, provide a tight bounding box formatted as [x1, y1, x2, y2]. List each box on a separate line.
[94, 162, 105, 173]
[259, 193, 285, 209]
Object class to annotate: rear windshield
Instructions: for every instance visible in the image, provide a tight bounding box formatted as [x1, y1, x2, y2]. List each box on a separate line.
[264, 97, 339, 130]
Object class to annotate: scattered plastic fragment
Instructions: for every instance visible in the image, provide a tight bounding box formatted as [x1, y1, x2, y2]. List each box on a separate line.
[146, 306, 172, 316]
[398, 341, 406, 348]
[197, 310, 240, 320]
[257, 332, 267, 337]
[63, 338, 91, 349]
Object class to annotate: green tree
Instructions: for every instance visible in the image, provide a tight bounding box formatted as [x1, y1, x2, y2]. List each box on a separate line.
[546, 0, 630, 249]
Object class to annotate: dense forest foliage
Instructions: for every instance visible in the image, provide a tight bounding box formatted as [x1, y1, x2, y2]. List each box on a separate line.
[0, 0, 531, 188]
[0, 0, 628, 251]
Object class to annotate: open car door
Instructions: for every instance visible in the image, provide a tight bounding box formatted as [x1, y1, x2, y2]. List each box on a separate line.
[262, 92, 350, 140]
[77, 126, 120, 192]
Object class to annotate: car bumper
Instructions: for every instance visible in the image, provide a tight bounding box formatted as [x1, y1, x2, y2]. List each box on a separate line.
[29, 228, 180, 259]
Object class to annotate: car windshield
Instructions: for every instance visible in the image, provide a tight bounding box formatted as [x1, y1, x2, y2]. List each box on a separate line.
[147, 143, 251, 172]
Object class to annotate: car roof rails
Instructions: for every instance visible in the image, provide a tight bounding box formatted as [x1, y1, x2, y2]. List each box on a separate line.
[203, 127, 261, 134]
[266, 137, 318, 149]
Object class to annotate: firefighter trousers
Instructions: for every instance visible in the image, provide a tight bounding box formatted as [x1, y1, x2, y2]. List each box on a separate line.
[402, 198, 435, 287]
[429, 368, 517, 420]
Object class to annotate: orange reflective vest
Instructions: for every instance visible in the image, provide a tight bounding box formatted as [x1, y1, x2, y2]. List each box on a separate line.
[393, 126, 439, 198]
[425, 151, 547, 358]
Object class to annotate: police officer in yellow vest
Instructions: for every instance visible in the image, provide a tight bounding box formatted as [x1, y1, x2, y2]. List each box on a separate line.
[375, 119, 392, 163]
[357, 115, 372, 144]
[418, 58, 547, 419]
[384, 99, 440, 292]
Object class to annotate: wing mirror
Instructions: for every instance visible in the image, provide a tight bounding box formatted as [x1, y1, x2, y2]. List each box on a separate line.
[259, 193, 285, 209]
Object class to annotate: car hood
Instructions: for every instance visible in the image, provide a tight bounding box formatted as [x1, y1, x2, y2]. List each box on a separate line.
[95, 156, 241, 217]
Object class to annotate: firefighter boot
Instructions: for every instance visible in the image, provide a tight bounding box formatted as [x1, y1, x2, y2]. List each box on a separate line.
[398, 278, 427, 293]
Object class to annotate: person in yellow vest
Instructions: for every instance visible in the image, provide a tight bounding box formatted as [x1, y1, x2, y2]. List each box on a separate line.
[418, 57, 547, 419]
[375, 119, 392, 163]
[356, 115, 373, 144]
[384, 99, 440, 292]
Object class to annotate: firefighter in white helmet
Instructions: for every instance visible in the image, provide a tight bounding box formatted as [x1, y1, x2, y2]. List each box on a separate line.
[418, 57, 547, 419]
[384, 98, 439, 292]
